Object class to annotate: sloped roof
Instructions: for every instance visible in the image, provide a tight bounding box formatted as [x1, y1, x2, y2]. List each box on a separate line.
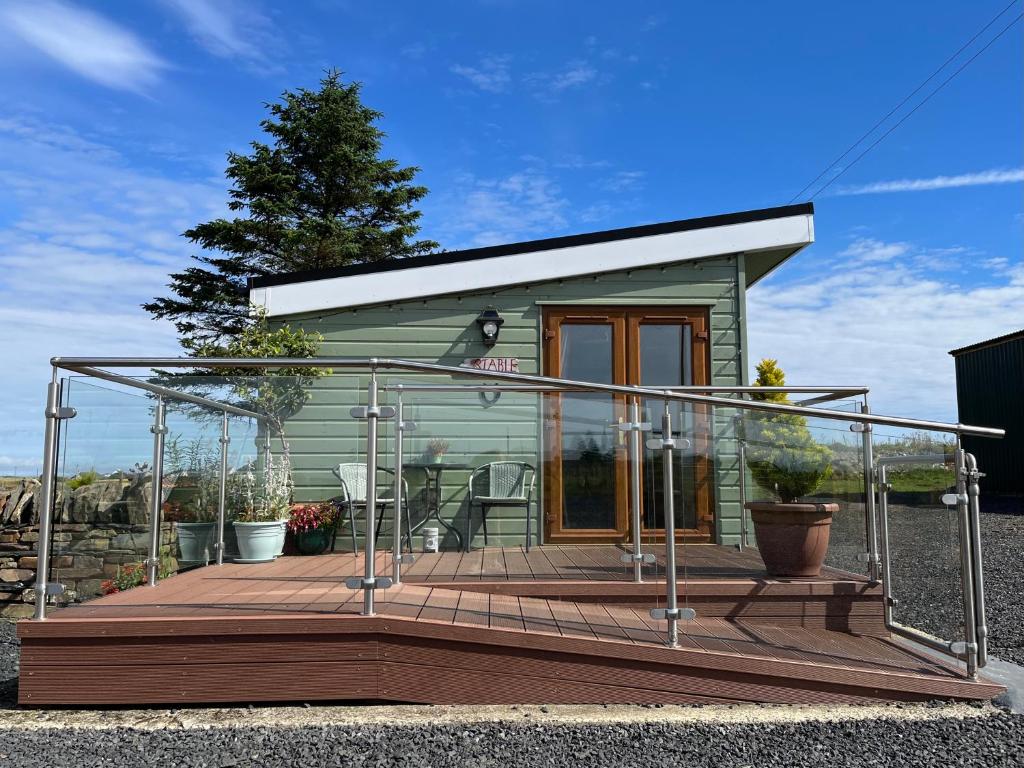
[249, 202, 814, 317]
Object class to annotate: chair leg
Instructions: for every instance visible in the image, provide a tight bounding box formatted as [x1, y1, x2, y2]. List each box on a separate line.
[349, 505, 358, 554]
[481, 504, 489, 547]
[465, 503, 472, 553]
[403, 499, 413, 553]
[375, 503, 386, 543]
[525, 501, 531, 553]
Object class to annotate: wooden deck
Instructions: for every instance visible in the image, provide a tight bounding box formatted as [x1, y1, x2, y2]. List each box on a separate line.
[17, 546, 1003, 707]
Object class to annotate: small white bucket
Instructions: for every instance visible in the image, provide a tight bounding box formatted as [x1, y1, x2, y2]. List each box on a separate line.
[422, 527, 439, 553]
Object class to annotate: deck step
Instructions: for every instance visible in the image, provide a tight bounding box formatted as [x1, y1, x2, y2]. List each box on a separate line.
[16, 573, 1002, 707]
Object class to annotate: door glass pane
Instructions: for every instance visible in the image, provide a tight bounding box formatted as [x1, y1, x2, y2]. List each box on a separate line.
[559, 323, 617, 529]
[639, 323, 698, 531]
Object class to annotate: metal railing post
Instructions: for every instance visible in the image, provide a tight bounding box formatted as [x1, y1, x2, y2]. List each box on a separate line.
[964, 453, 988, 667]
[954, 446, 980, 678]
[876, 463, 895, 627]
[345, 369, 394, 610]
[146, 396, 167, 587]
[737, 427, 748, 551]
[392, 393, 415, 585]
[362, 371, 380, 614]
[859, 400, 880, 582]
[619, 397, 652, 581]
[647, 400, 695, 647]
[215, 412, 230, 566]
[32, 369, 62, 620]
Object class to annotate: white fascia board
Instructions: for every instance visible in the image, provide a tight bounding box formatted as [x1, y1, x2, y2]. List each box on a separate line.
[253, 213, 812, 317]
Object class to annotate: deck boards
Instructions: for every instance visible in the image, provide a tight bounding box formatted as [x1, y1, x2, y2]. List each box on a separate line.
[16, 546, 1002, 707]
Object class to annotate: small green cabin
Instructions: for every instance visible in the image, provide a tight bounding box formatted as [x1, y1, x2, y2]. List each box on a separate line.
[248, 203, 815, 549]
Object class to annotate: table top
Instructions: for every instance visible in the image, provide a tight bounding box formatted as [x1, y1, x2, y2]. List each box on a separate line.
[404, 461, 473, 470]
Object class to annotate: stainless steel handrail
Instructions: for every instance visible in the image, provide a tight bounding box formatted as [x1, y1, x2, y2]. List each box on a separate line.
[383, 383, 870, 395]
[50, 357, 1005, 438]
[63, 365, 266, 421]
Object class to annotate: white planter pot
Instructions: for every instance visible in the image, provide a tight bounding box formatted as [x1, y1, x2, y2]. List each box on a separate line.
[233, 521, 287, 563]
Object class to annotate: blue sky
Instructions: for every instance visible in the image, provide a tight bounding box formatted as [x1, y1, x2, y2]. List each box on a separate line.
[0, 1, 1021, 474]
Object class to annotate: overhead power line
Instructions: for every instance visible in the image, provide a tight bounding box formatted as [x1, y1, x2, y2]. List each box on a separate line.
[788, 1, 1024, 203]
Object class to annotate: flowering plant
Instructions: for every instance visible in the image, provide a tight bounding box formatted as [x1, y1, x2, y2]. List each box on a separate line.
[162, 501, 189, 523]
[233, 449, 294, 522]
[426, 438, 450, 457]
[101, 558, 172, 594]
[286, 501, 337, 534]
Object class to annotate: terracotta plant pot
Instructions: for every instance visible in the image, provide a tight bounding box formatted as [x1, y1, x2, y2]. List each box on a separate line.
[744, 501, 838, 577]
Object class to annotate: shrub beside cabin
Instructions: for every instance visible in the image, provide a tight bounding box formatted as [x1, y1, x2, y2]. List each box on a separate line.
[248, 203, 815, 549]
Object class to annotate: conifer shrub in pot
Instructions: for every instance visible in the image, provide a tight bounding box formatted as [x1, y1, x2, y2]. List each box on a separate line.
[743, 359, 836, 577]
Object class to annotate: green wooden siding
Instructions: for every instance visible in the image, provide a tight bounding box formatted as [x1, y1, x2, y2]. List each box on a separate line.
[277, 254, 746, 548]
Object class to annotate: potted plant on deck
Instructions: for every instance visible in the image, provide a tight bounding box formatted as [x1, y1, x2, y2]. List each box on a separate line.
[287, 501, 337, 555]
[743, 359, 836, 577]
[165, 439, 219, 564]
[232, 450, 292, 562]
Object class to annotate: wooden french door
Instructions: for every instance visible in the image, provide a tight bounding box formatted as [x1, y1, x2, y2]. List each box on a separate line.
[543, 307, 713, 543]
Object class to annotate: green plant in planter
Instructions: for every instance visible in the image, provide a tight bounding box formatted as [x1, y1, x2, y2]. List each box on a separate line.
[66, 470, 101, 490]
[165, 437, 220, 523]
[744, 359, 833, 503]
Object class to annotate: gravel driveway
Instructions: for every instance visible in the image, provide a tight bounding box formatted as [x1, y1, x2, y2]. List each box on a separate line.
[0, 702, 1021, 767]
[0, 501, 1021, 766]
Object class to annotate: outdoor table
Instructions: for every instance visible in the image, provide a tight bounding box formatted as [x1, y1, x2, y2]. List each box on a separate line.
[405, 461, 471, 550]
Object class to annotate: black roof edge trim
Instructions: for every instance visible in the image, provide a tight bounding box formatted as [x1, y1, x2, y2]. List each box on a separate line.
[949, 329, 1024, 356]
[248, 202, 814, 290]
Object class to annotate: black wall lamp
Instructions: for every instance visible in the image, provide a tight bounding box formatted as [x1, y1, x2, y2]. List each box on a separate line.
[475, 308, 504, 347]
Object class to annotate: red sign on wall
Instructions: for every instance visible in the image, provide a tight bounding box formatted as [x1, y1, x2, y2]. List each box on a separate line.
[462, 357, 520, 373]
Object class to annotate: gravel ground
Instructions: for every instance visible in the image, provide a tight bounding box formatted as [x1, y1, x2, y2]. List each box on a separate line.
[0, 620, 16, 710]
[0, 500, 1020, 766]
[0, 703, 1021, 767]
[824, 496, 1024, 666]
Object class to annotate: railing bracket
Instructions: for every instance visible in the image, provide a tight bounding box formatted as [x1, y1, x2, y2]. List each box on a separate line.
[350, 406, 397, 420]
[650, 607, 696, 621]
[620, 552, 656, 564]
[617, 421, 652, 433]
[646, 437, 691, 451]
[346, 576, 394, 590]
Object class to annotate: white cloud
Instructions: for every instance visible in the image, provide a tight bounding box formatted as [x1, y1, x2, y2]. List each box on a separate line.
[838, 238, 911, 263]
[451, 56, 512, 93]
[595, 170, 646, 194]
[427, 170, 569, 248]
[748, 238, 1024, 422]
[162, 0, 276, 65]
[0, 1, 166, 93]
[0, 117, 227, 474]
[526, 61, 597, 99]
[835, 168, 1024, 196]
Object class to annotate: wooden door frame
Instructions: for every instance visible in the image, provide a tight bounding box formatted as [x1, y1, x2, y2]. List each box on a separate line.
[626, 308, 714, 542]
[542, 305, 714, 544]
[542, 309, 630, 543]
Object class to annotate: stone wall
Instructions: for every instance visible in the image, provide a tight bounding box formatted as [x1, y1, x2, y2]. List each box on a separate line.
[0, 476, 181, 618]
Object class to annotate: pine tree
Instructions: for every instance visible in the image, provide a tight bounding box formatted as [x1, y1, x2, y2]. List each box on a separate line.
[145, 70, 438, 352]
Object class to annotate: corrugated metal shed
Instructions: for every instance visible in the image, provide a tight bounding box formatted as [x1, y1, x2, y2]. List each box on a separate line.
[950, 330, 1024, 495]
